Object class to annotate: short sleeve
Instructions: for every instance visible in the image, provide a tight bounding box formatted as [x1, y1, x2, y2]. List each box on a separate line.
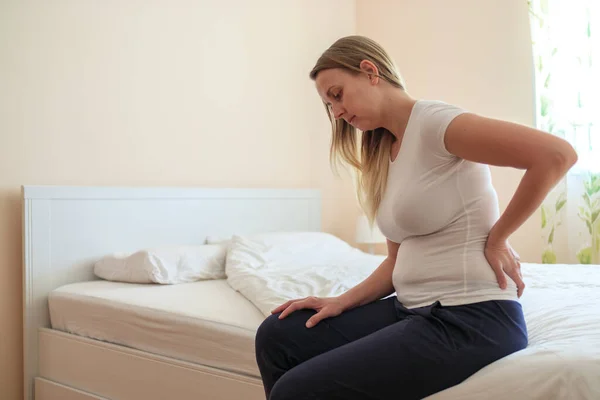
[419, 101, 468, 159]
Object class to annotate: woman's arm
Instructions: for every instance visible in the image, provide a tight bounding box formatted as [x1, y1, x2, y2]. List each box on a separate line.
[338, 239, 399, 311]
[444, 113, 578, 295]
[445, 113, 577, 242]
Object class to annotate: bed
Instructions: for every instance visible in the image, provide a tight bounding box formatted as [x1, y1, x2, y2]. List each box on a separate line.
[22, 185, 600, 400]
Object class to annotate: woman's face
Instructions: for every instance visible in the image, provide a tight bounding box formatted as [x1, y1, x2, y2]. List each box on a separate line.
[315, 63, 382, 131]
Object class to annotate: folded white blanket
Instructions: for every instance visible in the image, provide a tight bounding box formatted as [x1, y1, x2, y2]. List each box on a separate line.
[225, 232, 385, 316]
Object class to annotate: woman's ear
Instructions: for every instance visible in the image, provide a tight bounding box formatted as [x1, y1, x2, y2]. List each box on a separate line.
[359, 59, 379, 84]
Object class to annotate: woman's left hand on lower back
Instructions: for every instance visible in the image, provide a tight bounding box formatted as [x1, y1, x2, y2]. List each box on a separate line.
[484, 237, 525, 298]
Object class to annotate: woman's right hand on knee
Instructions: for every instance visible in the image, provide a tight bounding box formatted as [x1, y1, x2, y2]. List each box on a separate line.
[271, 296, 346, 328]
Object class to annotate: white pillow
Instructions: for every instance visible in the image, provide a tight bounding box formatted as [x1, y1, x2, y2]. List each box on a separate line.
[94, 244, 227, 284]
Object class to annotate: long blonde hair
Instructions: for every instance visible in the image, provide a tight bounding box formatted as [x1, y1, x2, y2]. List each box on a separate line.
[309, 35, 406, 225]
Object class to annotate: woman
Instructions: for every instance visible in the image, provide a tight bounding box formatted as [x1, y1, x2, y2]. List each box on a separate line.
[254, 35, 577, 400]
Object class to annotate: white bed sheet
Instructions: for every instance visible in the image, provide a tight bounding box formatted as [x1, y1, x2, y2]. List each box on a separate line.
[48, 279, 266, 377]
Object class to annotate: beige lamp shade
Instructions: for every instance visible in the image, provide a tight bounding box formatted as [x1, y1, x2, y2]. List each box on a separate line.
[355, 214, 386, 244]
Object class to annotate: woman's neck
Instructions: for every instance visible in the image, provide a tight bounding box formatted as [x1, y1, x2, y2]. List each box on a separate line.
[379, 89, 417, 141]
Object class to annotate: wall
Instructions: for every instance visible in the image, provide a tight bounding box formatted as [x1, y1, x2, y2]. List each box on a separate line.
[356, 0, 539, 260]
[0, 1, 356, 398]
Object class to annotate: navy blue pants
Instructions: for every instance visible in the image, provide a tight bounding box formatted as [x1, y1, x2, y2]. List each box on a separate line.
[255, 296, 528, 400]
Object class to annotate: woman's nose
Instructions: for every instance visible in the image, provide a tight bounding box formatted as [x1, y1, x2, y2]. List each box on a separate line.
[331, 105, 345, 120]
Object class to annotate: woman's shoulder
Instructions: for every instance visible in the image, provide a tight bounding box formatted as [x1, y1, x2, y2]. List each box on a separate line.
[411, 99, 468, 132]
[411, 100, 470, 158]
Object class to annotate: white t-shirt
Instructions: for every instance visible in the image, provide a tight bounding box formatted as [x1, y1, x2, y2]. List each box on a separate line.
[376, 100, 519, 309]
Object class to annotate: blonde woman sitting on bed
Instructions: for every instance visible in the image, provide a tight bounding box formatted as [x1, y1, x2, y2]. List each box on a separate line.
[254, 35, 577, 400]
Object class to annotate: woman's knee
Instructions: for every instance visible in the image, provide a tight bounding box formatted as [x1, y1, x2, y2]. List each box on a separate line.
[256, 313, 290, 347]
[255, 313, 281, 354]
[255, 310, 313, 356]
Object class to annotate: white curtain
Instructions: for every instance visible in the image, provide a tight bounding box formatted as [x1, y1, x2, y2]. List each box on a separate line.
[529, 0, 600, 264]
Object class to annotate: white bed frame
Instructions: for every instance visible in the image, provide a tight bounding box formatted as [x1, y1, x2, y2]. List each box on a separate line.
[22, 185, 322, 400]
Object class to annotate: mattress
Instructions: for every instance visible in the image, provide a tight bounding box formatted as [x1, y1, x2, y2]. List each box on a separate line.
[48, 279, 266, 377]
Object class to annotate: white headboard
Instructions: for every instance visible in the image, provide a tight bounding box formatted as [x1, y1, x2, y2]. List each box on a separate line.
[22, 185, 322, 400]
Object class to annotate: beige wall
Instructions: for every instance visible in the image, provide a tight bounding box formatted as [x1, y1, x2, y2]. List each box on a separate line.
[356, 0, 540, 260]
[0, 1, 356, 398]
